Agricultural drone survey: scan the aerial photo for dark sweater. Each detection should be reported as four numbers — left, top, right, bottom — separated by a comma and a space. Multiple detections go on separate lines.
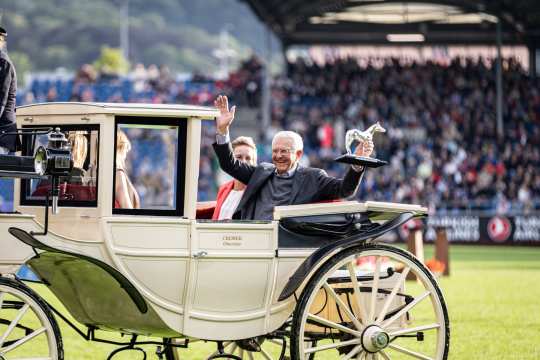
253, 173, 295, 220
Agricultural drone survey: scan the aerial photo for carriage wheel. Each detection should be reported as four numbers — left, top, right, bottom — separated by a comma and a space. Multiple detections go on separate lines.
0, 277, 63, 360
291, 244, 449, 360
207, 336, 288, 360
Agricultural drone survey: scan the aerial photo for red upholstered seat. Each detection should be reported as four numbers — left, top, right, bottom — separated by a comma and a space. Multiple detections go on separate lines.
32, 183, 96, 202
196, 201, 217, 219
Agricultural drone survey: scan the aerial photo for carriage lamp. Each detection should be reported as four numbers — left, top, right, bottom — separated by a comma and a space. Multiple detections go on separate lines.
33, 145, 72, 177
33, 128, 73, 177
33, 128, 74, 214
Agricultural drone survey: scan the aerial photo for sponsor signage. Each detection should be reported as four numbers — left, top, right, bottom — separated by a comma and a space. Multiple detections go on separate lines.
421, 215, 540, 245
486, 216, 512, 243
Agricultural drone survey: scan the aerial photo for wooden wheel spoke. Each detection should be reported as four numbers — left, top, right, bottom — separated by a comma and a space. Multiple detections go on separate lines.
0, 291, 5, 310
389, 323, 441, 337
369, 256, 382, 323
1, 326, 46, 354
388, 343, 433, 360
323, 282, 363, 330
340, 344, 363, 360
347, 262, 368, 325
0, 303, 30, 347
248, 350, 255, 360
375, 267, 410, 325
307, 313, 362, 337
304, 338, 360, 354
381, 291, 431, 329
380, 350, 391, 360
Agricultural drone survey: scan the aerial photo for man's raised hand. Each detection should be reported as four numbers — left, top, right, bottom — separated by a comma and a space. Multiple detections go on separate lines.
214, 95, 236, 135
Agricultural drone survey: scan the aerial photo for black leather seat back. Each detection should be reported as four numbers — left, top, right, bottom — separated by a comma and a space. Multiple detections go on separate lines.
279, 212, 375, 248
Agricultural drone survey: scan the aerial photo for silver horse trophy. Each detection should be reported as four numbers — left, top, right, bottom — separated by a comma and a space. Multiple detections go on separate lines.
336, 122, 388, 168
345, 122, 386, 155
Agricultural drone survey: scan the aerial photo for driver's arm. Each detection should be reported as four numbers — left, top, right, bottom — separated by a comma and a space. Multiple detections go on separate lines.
0, 58, 13, 118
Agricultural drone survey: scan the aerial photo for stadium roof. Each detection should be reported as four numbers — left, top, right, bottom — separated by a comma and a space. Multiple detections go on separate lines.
241, 0, 540, 46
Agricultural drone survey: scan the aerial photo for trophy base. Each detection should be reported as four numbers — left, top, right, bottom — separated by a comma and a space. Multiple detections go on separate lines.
335, 154, 388, 168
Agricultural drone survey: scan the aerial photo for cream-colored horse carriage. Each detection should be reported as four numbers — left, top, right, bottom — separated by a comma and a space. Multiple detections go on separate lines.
0, 103, 449, 360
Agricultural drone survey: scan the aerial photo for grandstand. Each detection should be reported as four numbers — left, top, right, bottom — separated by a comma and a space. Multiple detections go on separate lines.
11, 65, 540, 213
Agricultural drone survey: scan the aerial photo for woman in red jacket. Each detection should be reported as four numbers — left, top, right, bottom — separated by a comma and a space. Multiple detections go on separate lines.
212, 136, 257, 219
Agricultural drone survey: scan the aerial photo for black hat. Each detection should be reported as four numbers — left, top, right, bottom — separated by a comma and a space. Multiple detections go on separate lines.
0, 26, 6, 37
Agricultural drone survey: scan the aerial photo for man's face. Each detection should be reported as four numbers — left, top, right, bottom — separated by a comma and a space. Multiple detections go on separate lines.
0, 36, 5, 50
233, 144, 256, 166
272, 136, 302, 174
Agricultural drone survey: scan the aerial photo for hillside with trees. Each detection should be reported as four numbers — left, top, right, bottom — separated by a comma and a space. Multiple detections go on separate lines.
0, 0, 278, 79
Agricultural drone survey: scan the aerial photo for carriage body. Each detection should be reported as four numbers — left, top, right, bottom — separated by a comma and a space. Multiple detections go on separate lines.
0, 102, 301, 340
0, 102, 448, 360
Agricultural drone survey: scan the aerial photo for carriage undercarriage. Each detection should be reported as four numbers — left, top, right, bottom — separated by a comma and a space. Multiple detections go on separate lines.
0, 240, 448, 360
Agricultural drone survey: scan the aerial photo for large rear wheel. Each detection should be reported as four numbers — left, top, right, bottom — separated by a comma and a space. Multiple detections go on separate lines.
291, 244, 449, 360
0, 277, 63, 360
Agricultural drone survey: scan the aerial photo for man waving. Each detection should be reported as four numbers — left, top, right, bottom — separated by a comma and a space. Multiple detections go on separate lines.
213, 95, 373, 220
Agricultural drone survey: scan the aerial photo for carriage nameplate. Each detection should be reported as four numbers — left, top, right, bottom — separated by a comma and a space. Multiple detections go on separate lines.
222, 235, 242, 246
199, 230, 271, 249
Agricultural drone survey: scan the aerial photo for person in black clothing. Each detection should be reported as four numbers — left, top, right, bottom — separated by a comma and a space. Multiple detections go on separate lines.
0, 26, 18, 154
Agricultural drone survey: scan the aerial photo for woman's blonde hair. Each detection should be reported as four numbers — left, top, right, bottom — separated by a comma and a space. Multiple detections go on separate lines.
116, 130, 132, 169
68, 132, 88, 169
232, 136, 257, 163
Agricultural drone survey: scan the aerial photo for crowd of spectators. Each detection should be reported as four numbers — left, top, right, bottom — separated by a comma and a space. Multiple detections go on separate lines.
269, 56, 540, 213
9, 54, 540, 214
20, 55, 264, 107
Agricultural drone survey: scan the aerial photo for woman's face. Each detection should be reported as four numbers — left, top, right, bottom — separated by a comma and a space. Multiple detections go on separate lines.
233, 144, 256, 166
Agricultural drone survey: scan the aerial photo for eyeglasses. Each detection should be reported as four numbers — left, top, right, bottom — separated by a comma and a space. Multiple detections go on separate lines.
272, 148, 294, 156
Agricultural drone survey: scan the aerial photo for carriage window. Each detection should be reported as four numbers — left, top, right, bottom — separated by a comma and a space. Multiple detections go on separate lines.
113, 117, 186, 216
21, 125, 100, 207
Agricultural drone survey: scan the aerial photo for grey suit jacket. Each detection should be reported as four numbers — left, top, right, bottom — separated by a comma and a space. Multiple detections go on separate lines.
213, 142, 364, 220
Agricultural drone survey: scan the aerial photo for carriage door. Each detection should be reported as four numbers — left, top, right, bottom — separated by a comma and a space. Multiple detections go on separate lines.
105, 117, 192, 321
183, 221, 277, 339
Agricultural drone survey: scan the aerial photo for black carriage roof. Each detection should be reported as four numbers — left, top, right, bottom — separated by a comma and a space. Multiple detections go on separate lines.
242, 0, 540, 46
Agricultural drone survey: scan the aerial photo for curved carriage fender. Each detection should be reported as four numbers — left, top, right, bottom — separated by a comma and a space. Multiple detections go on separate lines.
277, 212, 417, 301
8, 227, 148, 314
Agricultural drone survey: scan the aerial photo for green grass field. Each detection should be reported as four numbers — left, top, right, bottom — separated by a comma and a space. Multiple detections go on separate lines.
6, 245, 540, 359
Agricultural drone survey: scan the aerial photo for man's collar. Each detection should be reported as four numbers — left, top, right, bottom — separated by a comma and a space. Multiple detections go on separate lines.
275, 163, 299, 178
